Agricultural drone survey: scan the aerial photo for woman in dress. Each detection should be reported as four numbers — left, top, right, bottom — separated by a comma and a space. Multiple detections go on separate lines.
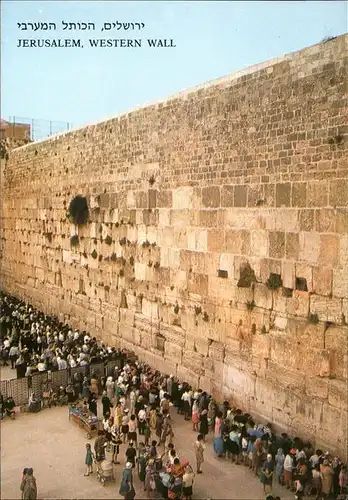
119, 462, 136, 500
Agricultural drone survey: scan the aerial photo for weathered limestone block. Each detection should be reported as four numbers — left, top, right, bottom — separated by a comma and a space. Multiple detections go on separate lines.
253, 283, 272, 310
141, 298, 158, 320
299, 231, 321, 264
170, 209, 193, 228
206, 229, 225, 254
329, 180, 348, 207
295, 263, 313, 292
225, 229, 250, 255
187, 273, 208, 296
286, 290, 309, 318
281, 261, 295, 289
319, 234, 340, 268
305, 376, 329, 400
158, 209, 170, 227
339, 235, 348, 266
164, 341, 183, 364
182, 350, 204, 375
310, 295, 342, 323
194, 338, 210, 357
312, 266, 333, 296
328, 379, 347, 410
169, 269, 187, 290
172, 187, 194, 210
332, 267, 348, 298
168, 248, 180, 269
195, 229, 208, 252
173, 227, 187, 249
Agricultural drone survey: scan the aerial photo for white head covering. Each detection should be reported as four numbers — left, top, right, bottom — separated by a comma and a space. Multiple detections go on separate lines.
125, 462, 133, 469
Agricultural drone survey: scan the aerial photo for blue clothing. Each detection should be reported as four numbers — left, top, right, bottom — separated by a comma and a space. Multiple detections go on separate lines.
213, 436, 225, 456
85, 448, 93, 466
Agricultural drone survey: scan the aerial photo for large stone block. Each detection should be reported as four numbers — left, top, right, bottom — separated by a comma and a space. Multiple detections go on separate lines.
269, 231, 285, 259
172, 187, 194, 210
207, 229, 225, 253
329, 180, 348, 207
319, 234, 339, 268
225, 229, 250, 255
202, 186, 220, 208
310, 295, 342, 323
275, 183, 291, 207
312, 266, 333, 296
333, 267, 348, 298
250, 230, 269, 257
299, 232, 321, 264
307, 182, 328, 207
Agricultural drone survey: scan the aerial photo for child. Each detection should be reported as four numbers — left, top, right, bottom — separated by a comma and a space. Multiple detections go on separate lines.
84, 443, 93, 476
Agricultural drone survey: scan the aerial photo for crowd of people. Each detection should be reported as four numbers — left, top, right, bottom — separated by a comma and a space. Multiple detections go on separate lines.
1, 291, 348, 500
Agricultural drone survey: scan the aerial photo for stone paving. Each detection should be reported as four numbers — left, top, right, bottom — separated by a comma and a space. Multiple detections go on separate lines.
0, 392, 295, 500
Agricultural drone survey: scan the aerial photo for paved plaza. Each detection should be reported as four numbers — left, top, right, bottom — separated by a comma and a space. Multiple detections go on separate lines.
1, 390, 294, 500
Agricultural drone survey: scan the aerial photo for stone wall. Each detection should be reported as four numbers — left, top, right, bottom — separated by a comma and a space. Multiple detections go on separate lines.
1, 35, 347, 458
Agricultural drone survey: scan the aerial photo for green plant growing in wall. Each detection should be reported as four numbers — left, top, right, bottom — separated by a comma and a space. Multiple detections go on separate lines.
173, 303, 179, 314
148, 261, 153, 267
154, 261, 160, 269
70, 234, 79, 247
261, 325, 267, 334
142, 240, 150, 248
129, 256, 135, 266
105, 235, 112, 245
111, 253, 117, 262
246, 300, 256, 311
68, 195, 89, 225
267, 273, 282, 290
149, 174, 155, 186
203, 312, 209, 322
98, 255, 103, 262
251, 324, 257, 335
308, 312, 319, 324
82, 251, 88, 258
91, 249, 98, 259
119, 268, 125, 277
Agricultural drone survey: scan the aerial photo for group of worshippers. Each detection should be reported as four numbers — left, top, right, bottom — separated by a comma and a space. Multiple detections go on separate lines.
211, 411, 348, 499
0, 293, 127, 379
86, 360, 348, 500
2, 291, 348, 499
85, 364, 201, 500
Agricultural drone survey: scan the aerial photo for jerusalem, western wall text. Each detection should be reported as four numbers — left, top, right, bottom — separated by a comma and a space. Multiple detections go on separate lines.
17, 38, 83, 48
16, 38, 177, 48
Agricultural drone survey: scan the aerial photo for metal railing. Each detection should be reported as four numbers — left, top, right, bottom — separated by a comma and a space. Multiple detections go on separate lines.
1, 116, 73, 142
0, 359, 122, 407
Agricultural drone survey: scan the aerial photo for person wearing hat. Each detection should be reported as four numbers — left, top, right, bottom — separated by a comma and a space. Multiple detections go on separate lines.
119, 462, 136, 500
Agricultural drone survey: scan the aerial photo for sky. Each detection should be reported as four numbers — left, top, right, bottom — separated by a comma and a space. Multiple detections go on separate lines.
1, 1, 347, 130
